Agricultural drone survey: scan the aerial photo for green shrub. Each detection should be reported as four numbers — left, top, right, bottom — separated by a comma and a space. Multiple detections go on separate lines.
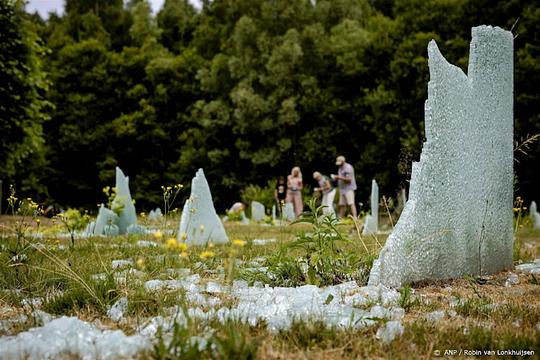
242, 199, 373, 287
240, 181, 276, 215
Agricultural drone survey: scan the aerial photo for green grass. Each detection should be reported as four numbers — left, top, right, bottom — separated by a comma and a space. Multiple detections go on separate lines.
0, 216, 539, 359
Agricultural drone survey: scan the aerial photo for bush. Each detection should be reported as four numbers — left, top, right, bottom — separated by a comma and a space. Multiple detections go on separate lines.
240, 181, 276, 215
240, 199, 373, 287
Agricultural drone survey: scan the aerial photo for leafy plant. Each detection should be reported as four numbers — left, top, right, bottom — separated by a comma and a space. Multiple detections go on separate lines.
3, 187, 43, 287
161, 183, 184, 232
225, 209, 245, 222
240, 181, 276, 215
256, 199, 373, 287
54, 208, 90, 248
6, 185, 42, 250
103, 186, 124, 216
513, 196, 526, 261
398, 285, 420, 311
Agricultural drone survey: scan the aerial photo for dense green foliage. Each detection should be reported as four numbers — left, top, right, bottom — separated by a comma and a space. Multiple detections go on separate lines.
0, 0, 51, 196
2, 0, 539, 211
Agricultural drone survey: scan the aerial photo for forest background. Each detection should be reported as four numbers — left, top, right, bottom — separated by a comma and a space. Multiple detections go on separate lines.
1, 0, 539, 212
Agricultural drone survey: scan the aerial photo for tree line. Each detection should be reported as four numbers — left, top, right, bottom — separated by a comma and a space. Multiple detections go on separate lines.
1, 0, 539, 212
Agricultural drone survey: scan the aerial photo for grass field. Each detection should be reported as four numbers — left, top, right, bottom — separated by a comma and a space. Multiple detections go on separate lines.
0, 212, 539, 359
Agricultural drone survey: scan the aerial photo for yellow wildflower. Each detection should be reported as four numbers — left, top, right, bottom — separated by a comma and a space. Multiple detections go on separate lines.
178, 242, 188, 252
232, 239, 246, 247
180, 232, 188, 241
180, 251, 188, 258
153, 230, 163, 240
200, 250, 215, 259
136, 258, 145, 267
166, 238, 178, 249
208, 243, 215, 248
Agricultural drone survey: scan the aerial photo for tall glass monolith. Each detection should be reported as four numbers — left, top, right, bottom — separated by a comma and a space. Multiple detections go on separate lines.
369, 26, 514, 287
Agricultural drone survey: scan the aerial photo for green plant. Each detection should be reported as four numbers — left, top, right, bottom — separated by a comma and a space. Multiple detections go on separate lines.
464, 275, 485, 299
4, 187, 43, 286
280, 320, 341, 350
222, 239, 247, 285
240, 181, 275, 214
398, 285, 418, 311
30, 246, 111, 313
42, 276, 118, 315
453, 297, 494, 318
103, 186, 119, 212
6, 186, 42, 251
260, 199, 372, 287
161, 183, 184, 234
225, 209, 244, 222
513, 196, 527, 261
54, 208, 90, 248
213, 320, 259, 360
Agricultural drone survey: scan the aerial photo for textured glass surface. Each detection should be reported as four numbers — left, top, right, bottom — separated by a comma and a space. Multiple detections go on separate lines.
114, 167, 137, 234
530, 201, 540, 229
363, 179, 379, 235
177, 169, 229, 244
86, 167, 138, 236
103, 223, 119, 236
93, 205, 118, 236
148, 208, 163, 221
283, 203, 295, 222
0, 281, 405, 359
0, 317, 149, 359
126, 224, 146, 235
251, 201, 265, 221
369, 26, 514, 287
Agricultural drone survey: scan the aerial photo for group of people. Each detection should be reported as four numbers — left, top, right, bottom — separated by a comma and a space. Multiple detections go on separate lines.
275, 155, 357, 219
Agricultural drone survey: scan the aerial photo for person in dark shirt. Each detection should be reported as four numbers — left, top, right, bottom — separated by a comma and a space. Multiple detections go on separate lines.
274, 176, 287, 216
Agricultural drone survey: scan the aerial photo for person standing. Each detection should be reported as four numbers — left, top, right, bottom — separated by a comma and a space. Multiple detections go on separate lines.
333, 155, 357, 218
287, 166, 303, 218
313, 171, 336, 216
274, 176, 287, 216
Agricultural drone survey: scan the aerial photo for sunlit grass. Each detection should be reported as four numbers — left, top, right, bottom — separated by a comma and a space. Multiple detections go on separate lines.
0, 216, 538, 359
